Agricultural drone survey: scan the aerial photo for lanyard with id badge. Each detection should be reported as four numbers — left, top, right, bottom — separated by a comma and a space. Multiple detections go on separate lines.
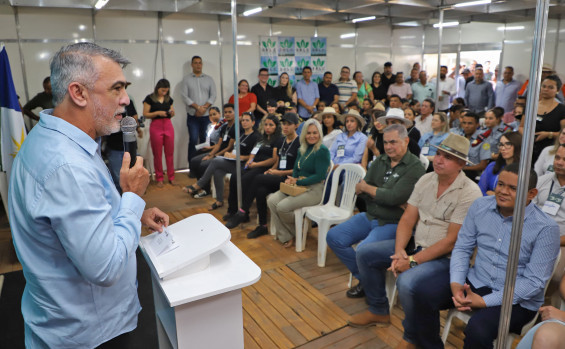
421, 142, 430, 156
279, 137, 297, 169
337, 145, 345, 157
542, 180, 564, 216
251, 142, 261, 155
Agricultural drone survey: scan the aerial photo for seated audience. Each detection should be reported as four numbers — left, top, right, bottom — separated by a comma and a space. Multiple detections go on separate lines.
327, 124, 425, 298
409, 100, 421, 114
389, 94, 403, 109
376, 108, 421, 157
143, 78, 176, 187
329, 109, 368, 170
187, 103, 236, 197
414, 98, 435, 134
535, 126, 565, 177
347, 134, 482, 335
534, 143, 565, 246
267, 119, 331, 248
223, 114, 283, 228
184, 112, 260, 209
460, 111, 490, 179
194, 106, 223, 155
516, 272, 565, 349
361, 98, 374, 127
478, 131, 522, 195
274, 72, 296, 104
403, 108, 421, 143
418, 112, 449, 162
448, 104, 466, 132
228, 114, 300, 237
228, 79, 257, 116
316, 107, 343, 149
447, 163, 559, 349
482, 106, 512, 156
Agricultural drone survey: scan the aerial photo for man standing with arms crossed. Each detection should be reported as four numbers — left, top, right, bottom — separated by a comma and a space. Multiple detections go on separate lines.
182, 55, 217, 162
9, 43, 169, 348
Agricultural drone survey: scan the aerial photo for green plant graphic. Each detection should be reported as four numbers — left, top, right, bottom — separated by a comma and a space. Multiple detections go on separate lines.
280, 39, 293, 48
262, 58, 277, 68
312, 58, 325, 67
297, 58, 310, 68
296, 40, 310, 49
262, 38, 276, 49
313, 77, 322, 84
312, 40, 325, 49
267, 78, 277, 86
279, 58, 293, 68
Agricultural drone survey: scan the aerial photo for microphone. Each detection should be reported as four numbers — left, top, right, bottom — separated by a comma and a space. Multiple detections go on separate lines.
121, 116, 138, 168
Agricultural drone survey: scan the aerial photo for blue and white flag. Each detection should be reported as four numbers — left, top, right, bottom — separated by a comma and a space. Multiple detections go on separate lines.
0, 43, 26, 180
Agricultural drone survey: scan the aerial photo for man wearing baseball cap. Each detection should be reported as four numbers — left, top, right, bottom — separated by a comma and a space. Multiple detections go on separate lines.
348, 134, 482, 349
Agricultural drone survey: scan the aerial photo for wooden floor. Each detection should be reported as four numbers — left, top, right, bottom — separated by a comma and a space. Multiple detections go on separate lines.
0, 173, 512, 348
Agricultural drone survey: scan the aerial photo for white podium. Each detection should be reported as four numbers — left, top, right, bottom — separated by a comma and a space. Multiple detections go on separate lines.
140, 214, 261, 349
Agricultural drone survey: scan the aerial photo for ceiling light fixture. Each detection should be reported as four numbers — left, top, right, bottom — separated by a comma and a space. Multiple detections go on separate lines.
184, 28, 194, 34
340, 33, 356, 39
497, 26, 525, 31
453, 0, 491, 8
433, 21, 459, 28
352, 16, 376, 23
94, 0, 109, 10
243, 7, 263, 16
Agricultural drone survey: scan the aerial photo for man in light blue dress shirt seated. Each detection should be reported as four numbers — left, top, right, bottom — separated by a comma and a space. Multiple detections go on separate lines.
415, 163, 559, 349
9, 43, 169, 348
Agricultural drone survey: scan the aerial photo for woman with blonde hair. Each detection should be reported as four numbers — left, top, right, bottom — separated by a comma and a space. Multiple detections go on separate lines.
535, 126, 565, 176
418, 112, 449, 162
267, 118, 331, 248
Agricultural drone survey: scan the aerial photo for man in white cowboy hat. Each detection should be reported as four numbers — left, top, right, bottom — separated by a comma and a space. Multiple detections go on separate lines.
327, 123, 425, 299
377, 108, 421, 157
347, 134, 482, 347
315, 106, 344, 149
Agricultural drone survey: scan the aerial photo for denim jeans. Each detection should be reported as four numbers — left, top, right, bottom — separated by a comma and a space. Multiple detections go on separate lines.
187, 113, 210, 162
326, 213, 397, 279
356, 241, 452, 348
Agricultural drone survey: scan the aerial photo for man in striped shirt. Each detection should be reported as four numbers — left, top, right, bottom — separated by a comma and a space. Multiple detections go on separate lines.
335, 66, 358, 108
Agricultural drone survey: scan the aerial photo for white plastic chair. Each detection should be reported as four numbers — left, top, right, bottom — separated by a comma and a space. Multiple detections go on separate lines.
441, 250, 562, 347
299, 164, 366, 266
419, 153, 429, 170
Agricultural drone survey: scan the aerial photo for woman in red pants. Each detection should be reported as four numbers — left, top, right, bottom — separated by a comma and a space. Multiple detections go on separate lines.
143, 79, 176, 187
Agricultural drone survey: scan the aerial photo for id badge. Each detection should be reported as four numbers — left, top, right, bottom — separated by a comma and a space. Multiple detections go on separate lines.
279, 155, 287, 169
543, 193, 564, 216
231, 149, 237, 155
223, 134, 228, 141
337, 145, 345, 157
251, 146, 260, 155
421, 142, 430, 155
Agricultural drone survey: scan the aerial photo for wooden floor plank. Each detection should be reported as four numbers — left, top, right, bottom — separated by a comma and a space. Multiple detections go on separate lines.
242, 308, 280, 349
250, 278, 320, 341
242, 291, 296, 349
243, 285, 308, 347
296, 326, 384, 349
244, 329, 261, 349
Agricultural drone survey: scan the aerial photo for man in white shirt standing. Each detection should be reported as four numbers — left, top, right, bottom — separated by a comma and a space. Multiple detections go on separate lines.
433, 66, 456, 112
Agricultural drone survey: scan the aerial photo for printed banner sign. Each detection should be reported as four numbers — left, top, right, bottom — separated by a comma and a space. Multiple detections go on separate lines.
260, 36, 328, 87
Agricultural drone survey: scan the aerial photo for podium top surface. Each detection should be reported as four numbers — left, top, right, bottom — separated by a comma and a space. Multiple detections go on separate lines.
140, 213, 231, 279
154, 241, 261, 306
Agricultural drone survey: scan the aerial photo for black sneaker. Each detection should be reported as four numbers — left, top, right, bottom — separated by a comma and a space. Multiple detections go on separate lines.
225, 211, 248, 229
193, 190, 209, 199
222, 212, 236, 221
346, 283, 365, 298
247, 225, 268, 239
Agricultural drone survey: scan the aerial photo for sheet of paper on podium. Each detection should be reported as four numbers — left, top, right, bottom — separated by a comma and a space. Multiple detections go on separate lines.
140, 213, 231, 280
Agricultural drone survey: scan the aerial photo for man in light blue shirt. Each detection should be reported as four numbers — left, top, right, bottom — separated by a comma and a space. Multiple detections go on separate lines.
9, 43, 169, 348
495, 66, 521, 113
296, 66, 320, 120
449, 164, 559, 348
411, 70, 435, 104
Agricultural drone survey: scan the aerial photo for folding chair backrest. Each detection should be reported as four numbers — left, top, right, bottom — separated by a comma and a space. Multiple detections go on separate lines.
334, 164, 366, 211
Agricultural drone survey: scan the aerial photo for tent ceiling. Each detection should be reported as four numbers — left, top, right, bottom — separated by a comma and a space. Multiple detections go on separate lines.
5, 0, 565, 25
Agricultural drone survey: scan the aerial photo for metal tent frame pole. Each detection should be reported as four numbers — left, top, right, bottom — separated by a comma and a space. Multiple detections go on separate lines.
231, 0, 242, 209
434, 9, 444, 110
495, 0, 550, 347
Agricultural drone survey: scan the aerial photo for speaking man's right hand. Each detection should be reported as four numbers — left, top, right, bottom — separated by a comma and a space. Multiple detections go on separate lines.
120, 152, 150, 197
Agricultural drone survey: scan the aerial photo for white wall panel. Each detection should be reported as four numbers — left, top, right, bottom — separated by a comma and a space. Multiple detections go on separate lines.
95, 10, 157, 41
0, 6, 17, 39
271, 20, 314, 37
18, 7, 93, 40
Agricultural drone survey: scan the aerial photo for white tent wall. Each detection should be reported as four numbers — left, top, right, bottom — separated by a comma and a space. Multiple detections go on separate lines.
1, 5, 563, 171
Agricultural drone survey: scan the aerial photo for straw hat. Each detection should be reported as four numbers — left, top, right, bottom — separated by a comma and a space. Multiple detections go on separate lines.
342, 109, 366, 129
431, 133, 475, 165
377, 108, 413, 128
542, 63, 555, 73
372, 102, 386, 113
315, 107, 344, 123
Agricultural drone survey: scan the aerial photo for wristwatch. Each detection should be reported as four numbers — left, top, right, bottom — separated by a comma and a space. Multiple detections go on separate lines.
409, 255, 418, 268
549, 132, 554, 139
